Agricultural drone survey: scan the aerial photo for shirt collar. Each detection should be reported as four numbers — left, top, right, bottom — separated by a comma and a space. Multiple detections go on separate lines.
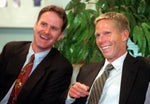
27, 44, 51, 61
104, 52, 127, 71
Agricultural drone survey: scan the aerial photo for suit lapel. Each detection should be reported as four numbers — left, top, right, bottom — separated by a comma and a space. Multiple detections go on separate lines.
75, 61, 104, 104
89, 62, 104, 88
17, 48, 57, 102
14, 46, 29, 74
119, 53, 139, 104
7, 43, 30, 86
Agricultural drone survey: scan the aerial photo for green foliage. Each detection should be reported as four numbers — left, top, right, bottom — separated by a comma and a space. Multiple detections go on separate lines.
55, 0, 150, 64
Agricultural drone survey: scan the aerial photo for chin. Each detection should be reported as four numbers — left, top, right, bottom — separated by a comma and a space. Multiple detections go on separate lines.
103, 54, 111, 59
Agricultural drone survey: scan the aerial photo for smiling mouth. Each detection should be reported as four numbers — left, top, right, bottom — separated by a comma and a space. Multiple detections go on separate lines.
40, 35, 49, 40
102, 46, 111, 49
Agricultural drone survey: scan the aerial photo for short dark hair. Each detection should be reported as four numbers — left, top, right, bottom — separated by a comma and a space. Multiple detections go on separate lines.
37, 5, 67, 32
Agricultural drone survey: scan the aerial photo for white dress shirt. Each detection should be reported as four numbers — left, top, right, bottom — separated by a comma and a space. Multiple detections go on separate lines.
66, 52, 127, 104
0, 44, 50, 104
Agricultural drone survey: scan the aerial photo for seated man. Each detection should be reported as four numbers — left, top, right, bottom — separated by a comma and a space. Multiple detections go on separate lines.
66, 12, 150, 104
0, 5, 73, 104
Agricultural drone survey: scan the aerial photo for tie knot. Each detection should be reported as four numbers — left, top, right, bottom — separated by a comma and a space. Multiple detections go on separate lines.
30, 54, 35, 62
31, 54, 35, 58
105, 64, 114, 72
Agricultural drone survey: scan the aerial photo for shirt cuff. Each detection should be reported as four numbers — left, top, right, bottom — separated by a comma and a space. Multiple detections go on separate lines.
65, 93, 75, 104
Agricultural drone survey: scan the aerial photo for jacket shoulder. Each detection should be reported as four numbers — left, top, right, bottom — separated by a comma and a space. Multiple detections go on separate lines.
50, 48, 72, 65
4, 41, 31, 49
136, 56, 150, 65
1, 41, 31, 58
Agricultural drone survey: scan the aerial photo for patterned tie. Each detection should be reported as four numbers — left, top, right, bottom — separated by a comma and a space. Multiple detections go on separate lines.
7, 54, 35, 104
88, 64, 114, 104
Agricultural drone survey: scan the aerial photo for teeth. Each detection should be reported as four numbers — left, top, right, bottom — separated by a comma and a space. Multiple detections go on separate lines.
41, 35, 49, 40
102, 46, 111, 49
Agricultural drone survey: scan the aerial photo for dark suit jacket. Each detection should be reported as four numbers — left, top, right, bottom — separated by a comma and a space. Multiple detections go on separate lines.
72, 53, 150, 104
0, 41, 73, 104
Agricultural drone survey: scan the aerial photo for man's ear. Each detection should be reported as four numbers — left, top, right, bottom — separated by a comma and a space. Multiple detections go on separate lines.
57, 32, 63, 41
122, 30, 129, 41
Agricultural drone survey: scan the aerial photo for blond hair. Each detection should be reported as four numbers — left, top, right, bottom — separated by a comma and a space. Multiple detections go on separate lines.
95, 12, 130, 32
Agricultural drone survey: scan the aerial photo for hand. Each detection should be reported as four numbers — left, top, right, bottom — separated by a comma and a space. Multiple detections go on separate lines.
69, 82, 89, 98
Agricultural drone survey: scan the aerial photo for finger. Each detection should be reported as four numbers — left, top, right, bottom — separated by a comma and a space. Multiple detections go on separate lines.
77, 83, 90, 91
69, 82, 89, 98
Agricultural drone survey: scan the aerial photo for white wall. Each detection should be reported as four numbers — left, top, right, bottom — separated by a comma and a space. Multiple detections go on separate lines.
0, 0, 70, 28
0, 28, 34, 51
0, 0, 70, 52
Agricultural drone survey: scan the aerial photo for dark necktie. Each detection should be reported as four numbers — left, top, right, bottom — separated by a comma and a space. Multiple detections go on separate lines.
7, 54, 35, 104
88, 64, 114, 104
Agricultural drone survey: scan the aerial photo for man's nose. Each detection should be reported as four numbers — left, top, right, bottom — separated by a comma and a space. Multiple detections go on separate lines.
44, 27, 51, 34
